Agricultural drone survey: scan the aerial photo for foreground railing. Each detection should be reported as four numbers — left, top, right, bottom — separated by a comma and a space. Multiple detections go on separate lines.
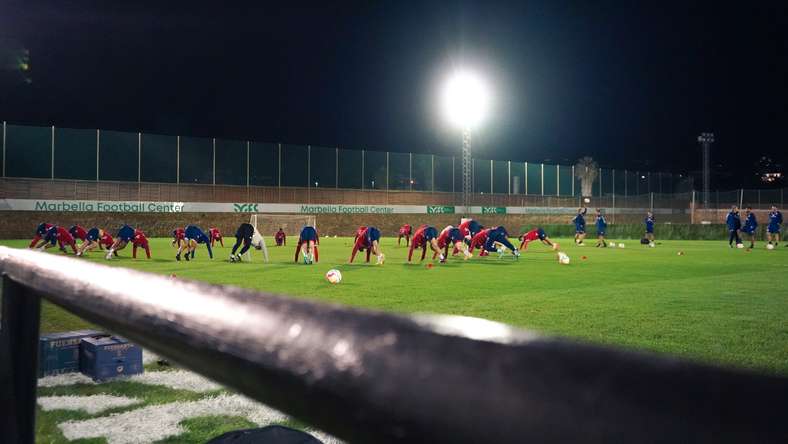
1, 246, 787, 444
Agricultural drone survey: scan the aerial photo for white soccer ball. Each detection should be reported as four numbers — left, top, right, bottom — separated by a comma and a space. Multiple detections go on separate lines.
325, 269, 342, 284
557, 252, 570, 265
649, 243, 655, 248
767, 244, 774, 250
736, 243, 744, 249
609, 242, 616, 248
619, 243, 625, 248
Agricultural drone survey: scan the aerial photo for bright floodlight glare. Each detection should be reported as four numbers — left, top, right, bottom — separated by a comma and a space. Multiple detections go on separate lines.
441, 70, 490, 129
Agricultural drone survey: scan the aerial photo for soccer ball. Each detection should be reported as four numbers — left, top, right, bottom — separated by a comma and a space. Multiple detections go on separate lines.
325, 269, 342, 284
609, 242, 616, 248
736, 243, 744, 249
619, 243, 625, 248
649, 242, 655, 248
557, 252, 570, 265
767, 244, 774, 250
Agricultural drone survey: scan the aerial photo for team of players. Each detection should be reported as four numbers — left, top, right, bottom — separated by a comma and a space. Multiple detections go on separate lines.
28, 207, 786, 263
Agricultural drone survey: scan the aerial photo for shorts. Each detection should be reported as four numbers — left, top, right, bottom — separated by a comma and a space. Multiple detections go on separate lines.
366, 227, 381, 243
45, 234, 58, 245
118, 226, 135, 242
448, 228, 463, 243
575, 228, 585, 234
768, 225, 780, 234
741, 228, 755, 235
423, 227, 438, 241
646, 227, 654, 234
300, 226, 317, 242
86, 228, 100, 242
236, 223, 254, 239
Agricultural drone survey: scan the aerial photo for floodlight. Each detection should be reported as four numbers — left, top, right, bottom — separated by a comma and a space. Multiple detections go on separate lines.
441, 70, 490, 129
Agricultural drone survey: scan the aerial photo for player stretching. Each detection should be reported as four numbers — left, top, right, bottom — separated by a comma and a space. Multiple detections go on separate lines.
274, 227, 286, 246
459, 218, 484, 242
741, 207, 758, 249
350, 226, 385, 264
408, 225, 442, 263
29, 223, 53, 248
229, 223, 265, 262
76, 228, 113, 256
132, 229, 151, 259
178, 225, 213, 261
519, 227, 557, 251
172, 227, 186, 248
726, 206, 742, 247
397, 224, 412, 246
295, 225, 319, 264
468, 228, 492, 256
39, 225, 77, 254
105, 224, 136, 259
767, 206, 782, 247
68, 225, 88, 245
573, 208, 587, 245
644, 212, 656, 246
434, 225, 471, 261
595, 209, 607, 247
209, 227, 224, 247
483, 226, 520, 259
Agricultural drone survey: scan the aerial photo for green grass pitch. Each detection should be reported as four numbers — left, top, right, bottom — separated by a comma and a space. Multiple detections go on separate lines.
4, 236, 787, 374
2, 236, 787, 443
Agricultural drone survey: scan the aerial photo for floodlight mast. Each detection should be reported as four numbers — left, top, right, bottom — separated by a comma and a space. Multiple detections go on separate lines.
697, 132, 715, 208
462, 128, 472, 211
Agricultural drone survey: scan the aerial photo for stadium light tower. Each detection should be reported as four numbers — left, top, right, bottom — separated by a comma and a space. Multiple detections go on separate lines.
697, 132, 715, 208
441, 70, 490, 211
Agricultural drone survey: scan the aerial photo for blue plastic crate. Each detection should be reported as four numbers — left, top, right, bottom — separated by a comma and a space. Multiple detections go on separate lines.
79, 335, 143, 381
38, 329, 103, 377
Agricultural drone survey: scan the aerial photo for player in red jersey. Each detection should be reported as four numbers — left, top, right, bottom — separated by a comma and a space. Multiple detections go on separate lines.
408, 225, 442, 263
519, 227, 558, 251
38, 225, 77, 254
172, 228, 186, 247
468, 228, 492, 256
458, 218, 484, 241
209, 227, 224, 247
349, 226, 385, 264
132, 229, 151, 259
29, 223, 53, 248
397, 224, 412, 246
434, 225, 471, 260
68, 225, 88, 244
274, 227, 286, 246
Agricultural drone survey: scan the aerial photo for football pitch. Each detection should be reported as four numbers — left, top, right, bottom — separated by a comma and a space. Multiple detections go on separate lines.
2, 237, 787, 443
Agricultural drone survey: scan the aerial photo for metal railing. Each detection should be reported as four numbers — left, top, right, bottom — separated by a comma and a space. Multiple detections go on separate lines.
1, 246, 787, 443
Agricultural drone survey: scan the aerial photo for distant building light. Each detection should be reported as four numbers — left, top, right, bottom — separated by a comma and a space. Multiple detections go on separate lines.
761, 172, 783, 183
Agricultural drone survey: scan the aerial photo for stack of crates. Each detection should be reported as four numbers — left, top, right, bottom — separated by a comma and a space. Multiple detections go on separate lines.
38, 330, 144, 381
38, 330, 102, 377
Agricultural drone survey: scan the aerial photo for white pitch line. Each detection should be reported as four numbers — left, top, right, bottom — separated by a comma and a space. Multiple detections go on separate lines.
39, 394, 141, 414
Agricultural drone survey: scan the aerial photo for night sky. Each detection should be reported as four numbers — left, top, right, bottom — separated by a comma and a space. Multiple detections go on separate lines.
1, 1, 787, 187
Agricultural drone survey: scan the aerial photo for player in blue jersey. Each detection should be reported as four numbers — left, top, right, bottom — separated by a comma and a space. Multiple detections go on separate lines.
726, 206, 742, 247
741, 207, 758, 249
483, 226, 520, 259
766, 206, 783, 247
105, 224, 136, 259
573, 207, 587, 245
644, 211, 656, 246
295, 225, 319, 264
594, 209, 608, 247
177, 225, 213, 261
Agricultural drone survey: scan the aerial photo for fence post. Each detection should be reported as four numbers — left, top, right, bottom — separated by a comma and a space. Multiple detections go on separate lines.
489, 159, 493, 194
176, 136, 180, 184
137, 132, 141, 183
691, 190, 695, 224
624, 169, 627, 197
525, 162, 528, 195
650, 192, 654, 212
212, 138, 216, 185
740, 188, 744, 208
386, 152, 389, 191
599, 167, 603, 197
431, 155, 435, 193
335, 147, 339, 189
2, 120, 5, 177
409, 153, 413, 191
556, 164, 560, 196
540, 163, 544, 196
0, 275, 42, 444
277, 143, 282, 188
307, 145, 311, 188
246, 142, 250, 188
507, 161, 511, 195
95, 129, 100, 181
361, 149, 365, 190
51, 126, 55, 179
451, 156, 454, 195
571, 165, 575, 196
